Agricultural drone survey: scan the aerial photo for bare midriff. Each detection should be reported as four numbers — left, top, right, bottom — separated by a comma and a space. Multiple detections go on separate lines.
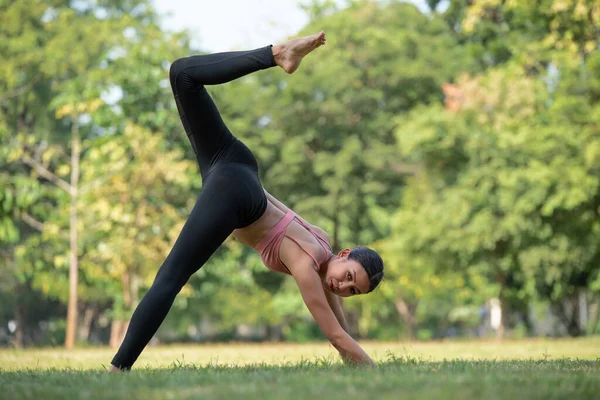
233, 201, 286, 248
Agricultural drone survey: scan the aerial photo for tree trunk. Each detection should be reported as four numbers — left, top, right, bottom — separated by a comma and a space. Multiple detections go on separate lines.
395, 299, 418, 340
588, 295, 599, 335
78, 305, 95, 342
65, 118, 80, 349
496, 276, 508, 340
109, 320, 129, 348
497, 298, 508, 340
13, 285, 26, 348
550, 292, 585, 337
520, 303, 534, 336
109, 271, 139, 348
579, 290, 588, 333
265, 325, 282, 341
345, 309, 360, 338
122, 272, 131, 310
564, 292, 584, 337
332, 201, 340, 251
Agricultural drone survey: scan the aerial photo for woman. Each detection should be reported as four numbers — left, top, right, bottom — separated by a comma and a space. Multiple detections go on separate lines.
109, 31, 384, 371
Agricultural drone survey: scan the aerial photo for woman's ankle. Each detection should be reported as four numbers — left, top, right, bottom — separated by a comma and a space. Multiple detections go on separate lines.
272, 44, 285, 68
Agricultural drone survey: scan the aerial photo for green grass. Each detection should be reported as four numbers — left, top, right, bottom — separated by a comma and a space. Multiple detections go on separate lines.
2, 338, 599, 400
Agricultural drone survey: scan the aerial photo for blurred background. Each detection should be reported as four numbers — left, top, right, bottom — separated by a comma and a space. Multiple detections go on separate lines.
1, 0, 599, 350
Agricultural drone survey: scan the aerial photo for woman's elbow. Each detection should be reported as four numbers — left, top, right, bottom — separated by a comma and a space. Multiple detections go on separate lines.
327, 329, 347, 348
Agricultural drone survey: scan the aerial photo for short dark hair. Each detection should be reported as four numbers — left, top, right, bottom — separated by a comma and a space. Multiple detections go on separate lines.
348, 246, 384, 293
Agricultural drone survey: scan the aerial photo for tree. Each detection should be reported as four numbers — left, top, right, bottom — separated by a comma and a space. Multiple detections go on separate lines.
393, 57, 600, 336
242, 0, 473, 246
1, 0, 194, 347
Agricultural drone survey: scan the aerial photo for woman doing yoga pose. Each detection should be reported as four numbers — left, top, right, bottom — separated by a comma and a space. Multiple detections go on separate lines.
109, 31, 384, 370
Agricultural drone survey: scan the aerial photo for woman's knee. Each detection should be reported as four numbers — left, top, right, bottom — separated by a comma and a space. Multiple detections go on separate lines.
169, 58, 183, 87
169, 58, 192, 90
154, 265, 189, 294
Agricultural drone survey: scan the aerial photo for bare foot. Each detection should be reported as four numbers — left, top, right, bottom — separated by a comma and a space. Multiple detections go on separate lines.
108, 365, 123, 372
272, 31, 326, 74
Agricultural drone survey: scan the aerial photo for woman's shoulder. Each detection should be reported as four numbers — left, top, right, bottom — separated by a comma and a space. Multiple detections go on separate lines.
279, 234, 321, 274
310, 223, 331, 246
292, 212, 331, 246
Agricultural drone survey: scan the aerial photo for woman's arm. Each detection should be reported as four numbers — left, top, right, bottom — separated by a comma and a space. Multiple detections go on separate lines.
263, 190, 288, 213
263, 189, 317, 228
324, 289, 349, 333
287, 255, 374, 366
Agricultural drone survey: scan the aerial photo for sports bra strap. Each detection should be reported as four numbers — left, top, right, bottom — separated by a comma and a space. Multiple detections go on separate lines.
255, 209, 332, 273
283, 234, 320, 269
294, 218, 332, 258
255, 210, 296, 253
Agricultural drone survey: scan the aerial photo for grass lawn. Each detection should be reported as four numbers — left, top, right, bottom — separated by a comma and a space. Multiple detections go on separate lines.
1, 338, 599, 399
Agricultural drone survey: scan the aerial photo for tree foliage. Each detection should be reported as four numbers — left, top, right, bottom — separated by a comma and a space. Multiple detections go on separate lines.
1, 0, 599, 345
386, 0, 600, 336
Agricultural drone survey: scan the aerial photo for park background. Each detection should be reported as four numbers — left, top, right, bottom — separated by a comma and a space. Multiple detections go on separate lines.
1, 0, 599, 353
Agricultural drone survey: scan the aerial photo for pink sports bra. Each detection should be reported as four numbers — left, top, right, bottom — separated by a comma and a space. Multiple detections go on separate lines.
254, 210, 333, 275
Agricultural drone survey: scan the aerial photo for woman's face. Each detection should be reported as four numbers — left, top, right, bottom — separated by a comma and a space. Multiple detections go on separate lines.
323, 249, 370, 297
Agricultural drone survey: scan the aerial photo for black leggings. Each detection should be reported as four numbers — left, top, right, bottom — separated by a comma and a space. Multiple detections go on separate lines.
111, 45, 276, 369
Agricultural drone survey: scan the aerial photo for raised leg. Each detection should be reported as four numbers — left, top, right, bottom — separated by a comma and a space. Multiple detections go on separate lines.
169, 31, 326, 176
169, 46, 276, 176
